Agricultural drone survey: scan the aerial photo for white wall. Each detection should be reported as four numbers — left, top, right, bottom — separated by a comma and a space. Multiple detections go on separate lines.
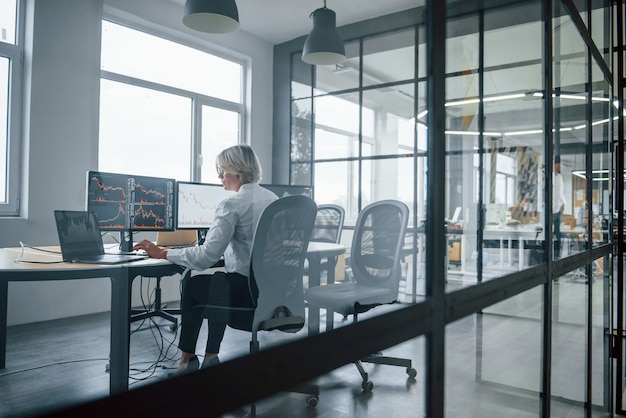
1, 0, 274, 326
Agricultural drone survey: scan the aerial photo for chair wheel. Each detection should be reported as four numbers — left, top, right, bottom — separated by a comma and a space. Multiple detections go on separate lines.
306, 395, 319, 407
406, 367, 417, 378
362, 380, 374, 392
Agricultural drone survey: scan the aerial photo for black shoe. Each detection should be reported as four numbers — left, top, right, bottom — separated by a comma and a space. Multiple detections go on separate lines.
201, 355, 220, 368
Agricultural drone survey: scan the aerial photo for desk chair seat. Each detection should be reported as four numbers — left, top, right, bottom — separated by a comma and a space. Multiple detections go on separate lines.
304, 200, 416, 392
305, 282, 392, 314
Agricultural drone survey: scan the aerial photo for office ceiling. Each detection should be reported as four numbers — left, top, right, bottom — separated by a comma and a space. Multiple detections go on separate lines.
170, 0, 422, 44
168, 1, 609, 171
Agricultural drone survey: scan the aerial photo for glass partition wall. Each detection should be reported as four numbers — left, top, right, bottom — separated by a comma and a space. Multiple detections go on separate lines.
272, 0, 616, 416
54, 0, 618, 417
6, 1, 618, 417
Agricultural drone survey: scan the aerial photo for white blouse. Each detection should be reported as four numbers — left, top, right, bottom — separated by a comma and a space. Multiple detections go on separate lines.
166, 183, 278, 276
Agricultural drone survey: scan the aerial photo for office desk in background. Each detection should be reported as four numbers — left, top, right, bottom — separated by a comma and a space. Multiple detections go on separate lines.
304, 242, 346, 335
0, 247, 183, 394
483, 225, 542, 270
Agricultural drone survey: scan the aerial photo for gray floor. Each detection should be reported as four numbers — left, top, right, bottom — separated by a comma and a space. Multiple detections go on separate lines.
0, 272, 613, 417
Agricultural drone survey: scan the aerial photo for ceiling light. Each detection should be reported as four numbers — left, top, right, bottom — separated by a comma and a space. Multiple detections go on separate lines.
302, 1, 346, 65
559, 94, 587, 101
445, 98, 480, 107
183, 0, 240, 34
482, 93, 526, 102
503, 129, 543, 136
446, 130, 503, 136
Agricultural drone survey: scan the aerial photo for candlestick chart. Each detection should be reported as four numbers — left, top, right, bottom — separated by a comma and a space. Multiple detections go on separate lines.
87, 171, 175, 231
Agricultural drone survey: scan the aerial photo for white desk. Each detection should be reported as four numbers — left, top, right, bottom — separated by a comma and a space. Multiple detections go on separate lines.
0, 247, 183, 394
1, 242, 345, 390
483, 226, 542, 270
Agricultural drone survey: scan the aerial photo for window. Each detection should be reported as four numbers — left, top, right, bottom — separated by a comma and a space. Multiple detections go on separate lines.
290, 29, 418, 224
0, 0, 22, 216
494, 153, 516, 206
99, 20, 244, 182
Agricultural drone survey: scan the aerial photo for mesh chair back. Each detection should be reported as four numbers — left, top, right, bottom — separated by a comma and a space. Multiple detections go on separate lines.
311, 204, 345, 244
250, 195, 317, 333
350, 200, 409, 297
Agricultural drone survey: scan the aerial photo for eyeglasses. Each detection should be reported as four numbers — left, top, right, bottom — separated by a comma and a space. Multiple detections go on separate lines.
216, 166, 226, 177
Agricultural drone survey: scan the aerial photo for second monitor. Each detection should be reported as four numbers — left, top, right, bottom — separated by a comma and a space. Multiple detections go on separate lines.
176, 182, 314, 230
176, 181, 235, 230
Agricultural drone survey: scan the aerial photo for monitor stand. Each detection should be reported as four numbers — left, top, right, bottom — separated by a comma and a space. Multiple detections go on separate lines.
119, 230, 134, 253
197, 229, 208, 245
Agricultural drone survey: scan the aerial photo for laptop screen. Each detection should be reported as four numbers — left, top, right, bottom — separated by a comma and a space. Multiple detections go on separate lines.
54, 210, 105, 261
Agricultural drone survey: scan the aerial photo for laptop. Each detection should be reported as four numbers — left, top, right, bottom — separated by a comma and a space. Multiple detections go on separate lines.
451, 206, 462, 222
54, 210, 147, 264
155, 229, 197, 248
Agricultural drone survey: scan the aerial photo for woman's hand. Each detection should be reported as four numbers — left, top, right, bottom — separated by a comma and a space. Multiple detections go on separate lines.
132, 240, 168, 259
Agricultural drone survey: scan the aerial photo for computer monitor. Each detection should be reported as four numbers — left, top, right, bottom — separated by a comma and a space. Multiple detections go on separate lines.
176, 181, 235, 229
86, 171, 176, 250
261, 184, 313, 198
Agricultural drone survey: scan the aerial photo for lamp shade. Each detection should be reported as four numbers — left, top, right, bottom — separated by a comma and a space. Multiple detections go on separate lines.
183, 0, 240, 34
302, 7, 346, 65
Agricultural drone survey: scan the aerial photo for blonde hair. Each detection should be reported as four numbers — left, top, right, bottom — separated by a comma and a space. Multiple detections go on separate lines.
216, 144, 262, 184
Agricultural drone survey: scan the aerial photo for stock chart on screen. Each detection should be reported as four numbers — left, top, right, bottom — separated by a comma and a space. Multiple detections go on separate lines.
87, 171, 175, 231
176, 181, 234, 229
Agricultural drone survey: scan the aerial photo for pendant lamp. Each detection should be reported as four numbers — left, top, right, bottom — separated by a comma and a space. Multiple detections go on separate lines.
183, 0, 240, 34
302, 1, 346, 65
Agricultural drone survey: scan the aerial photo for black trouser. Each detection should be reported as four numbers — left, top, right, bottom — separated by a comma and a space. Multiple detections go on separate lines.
178, 271, 257, 354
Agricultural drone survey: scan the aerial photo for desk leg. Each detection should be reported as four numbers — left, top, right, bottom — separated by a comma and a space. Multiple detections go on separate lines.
307, 254, 321, 336
0, 280, 7, 369
507, 239, 512, 266
109, 269, 131, 394
460, 234, 466, 275
518, 238, 524, 271
499, 237, 505, 268
325, 257, 336, 332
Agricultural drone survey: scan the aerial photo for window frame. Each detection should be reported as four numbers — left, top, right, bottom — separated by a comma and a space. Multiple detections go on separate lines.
99, 16, 247, 182
0, 0, 24, 216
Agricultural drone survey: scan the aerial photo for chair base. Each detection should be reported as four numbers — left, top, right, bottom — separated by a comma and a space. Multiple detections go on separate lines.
130, 277, 179, 331
290, 382, 320, 407
249, 338, 319, 410
131, 306, 179, 331
248, 381, 319, 416
354, 353, 417, 392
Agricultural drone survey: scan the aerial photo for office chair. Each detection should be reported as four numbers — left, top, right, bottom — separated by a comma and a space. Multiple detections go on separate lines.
569, 231, 601, 283
312, 204, 345, 244
308, 204, 345, 282
198, 195, 319, 408
304, 199, 416, 392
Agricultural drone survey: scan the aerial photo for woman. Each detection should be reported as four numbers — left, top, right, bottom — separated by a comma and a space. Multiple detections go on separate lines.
134, 144, 277, 372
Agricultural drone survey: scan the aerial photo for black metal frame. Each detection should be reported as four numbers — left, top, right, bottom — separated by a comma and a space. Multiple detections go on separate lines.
614, 0, 625, 414
33, 1, 621, 417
